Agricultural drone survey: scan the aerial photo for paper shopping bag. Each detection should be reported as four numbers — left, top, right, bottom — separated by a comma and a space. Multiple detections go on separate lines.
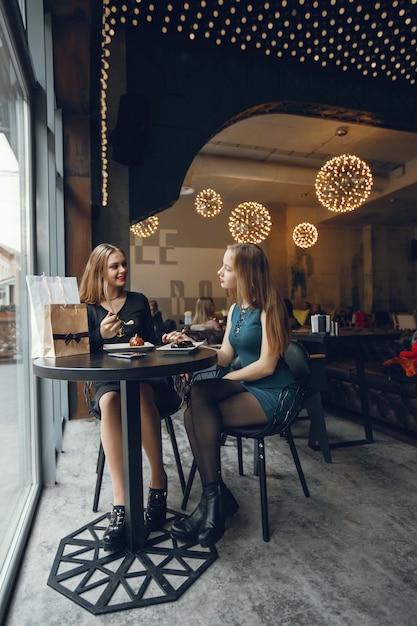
26, 274, 84, 357
43, 304, 90, 357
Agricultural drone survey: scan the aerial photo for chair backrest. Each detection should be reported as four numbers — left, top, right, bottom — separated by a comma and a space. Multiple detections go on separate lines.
222, 341, 311, 437
84, 381, 99, 418
284, 340, 311, 383
258, 342, 311, 435
163, 319, 177, 332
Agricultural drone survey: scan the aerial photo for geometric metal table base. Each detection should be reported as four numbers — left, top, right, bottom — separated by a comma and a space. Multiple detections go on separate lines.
47, 509, 218, 615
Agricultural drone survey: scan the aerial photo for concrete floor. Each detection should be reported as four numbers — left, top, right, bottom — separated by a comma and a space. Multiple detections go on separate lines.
4, 407, 417, 626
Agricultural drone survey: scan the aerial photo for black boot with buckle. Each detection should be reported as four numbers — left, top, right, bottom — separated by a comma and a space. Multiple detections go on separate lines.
102, 505, 126, 552
145, 484, 168, 532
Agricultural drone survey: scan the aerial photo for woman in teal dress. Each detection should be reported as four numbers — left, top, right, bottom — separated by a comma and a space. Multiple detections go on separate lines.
171, 243, 293, 548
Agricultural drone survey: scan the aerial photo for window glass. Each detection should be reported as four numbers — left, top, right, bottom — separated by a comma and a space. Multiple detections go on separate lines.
0, 7, 37, 612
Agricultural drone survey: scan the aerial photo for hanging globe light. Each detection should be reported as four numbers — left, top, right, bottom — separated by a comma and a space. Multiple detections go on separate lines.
228, 201, 272, 244
130, 215, 159, 238
315, 153, 373, 212
293, 222, 319, 248
195, 188, 223, 217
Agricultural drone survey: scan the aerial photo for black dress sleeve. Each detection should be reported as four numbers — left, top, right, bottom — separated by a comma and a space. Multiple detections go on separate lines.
86, 292, 159, 353
86, 304, 106, 352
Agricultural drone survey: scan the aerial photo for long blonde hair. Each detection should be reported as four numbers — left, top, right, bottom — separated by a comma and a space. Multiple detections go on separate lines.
192, 297, 215, 325
227, 243, 290, 356
78, 243, 127, 304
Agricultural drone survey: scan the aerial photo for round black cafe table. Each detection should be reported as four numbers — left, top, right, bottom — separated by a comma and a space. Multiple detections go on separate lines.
33, 346, 218, 615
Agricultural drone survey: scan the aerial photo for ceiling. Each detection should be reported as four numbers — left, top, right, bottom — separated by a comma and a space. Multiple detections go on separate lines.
178, 113, 417, 228
105, 1, 417, 228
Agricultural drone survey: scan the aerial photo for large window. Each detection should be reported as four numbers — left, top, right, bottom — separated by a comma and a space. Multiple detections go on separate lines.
0, 5, 39, 619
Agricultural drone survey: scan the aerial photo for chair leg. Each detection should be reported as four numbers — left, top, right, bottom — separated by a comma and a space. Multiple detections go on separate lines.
181, 460, 197, 510
164, 415, 186, 494
285, 427, 310, 498
252, 439, 259, 476
93, 442, 105, 512
257, 438, 270, 542
237, 436, 244, 475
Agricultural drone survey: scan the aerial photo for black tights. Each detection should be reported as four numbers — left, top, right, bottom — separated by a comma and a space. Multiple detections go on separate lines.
184, 378, 268, 486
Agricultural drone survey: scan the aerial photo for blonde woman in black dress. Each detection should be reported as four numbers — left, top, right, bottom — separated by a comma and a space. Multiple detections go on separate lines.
79, 243, 181, 552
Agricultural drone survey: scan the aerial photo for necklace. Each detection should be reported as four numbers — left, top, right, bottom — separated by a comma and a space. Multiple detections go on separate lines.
234, 305, 250, 336
107, 294, 122, 301
105, 293, 134, 338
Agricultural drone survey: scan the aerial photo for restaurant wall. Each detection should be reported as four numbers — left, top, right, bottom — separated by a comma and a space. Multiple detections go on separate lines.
129, 200, 288, 324
283, 213, 416, 315
128, 196, 417, 325
369, 225, 417, 313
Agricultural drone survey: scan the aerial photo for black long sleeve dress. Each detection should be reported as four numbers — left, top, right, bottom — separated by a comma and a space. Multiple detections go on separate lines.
86, 291, 181, 417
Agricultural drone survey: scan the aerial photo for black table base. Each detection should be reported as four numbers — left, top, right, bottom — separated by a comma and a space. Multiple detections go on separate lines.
47, 510, 217, 615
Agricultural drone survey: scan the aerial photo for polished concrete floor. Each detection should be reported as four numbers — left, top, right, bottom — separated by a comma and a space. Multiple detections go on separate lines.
4, 407, 417, 626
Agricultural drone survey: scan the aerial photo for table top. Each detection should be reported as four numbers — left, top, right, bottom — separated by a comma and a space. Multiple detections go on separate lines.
292, 329, 402, 343
33, 346, 217, 382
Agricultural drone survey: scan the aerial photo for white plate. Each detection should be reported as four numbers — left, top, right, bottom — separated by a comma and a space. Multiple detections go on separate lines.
156, 341, 205, 354
103, 342, 154, 352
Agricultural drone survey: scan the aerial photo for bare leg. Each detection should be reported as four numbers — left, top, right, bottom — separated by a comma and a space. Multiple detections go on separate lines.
99, 391, 124, 505
140, 383, 166, 489
99, 384, 166, 506
185, 379, 268, 485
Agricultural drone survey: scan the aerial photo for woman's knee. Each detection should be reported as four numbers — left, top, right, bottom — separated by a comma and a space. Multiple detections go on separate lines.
190, 380, 214, 404
190, 378, 242, 405
99, 391, 120, 412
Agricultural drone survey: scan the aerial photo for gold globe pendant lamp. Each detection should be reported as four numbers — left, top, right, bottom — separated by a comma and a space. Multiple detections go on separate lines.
229, 201, 272, 244
293, 222, 319, 248
195, 188, 223, 218
130, 215, 159, 238
315, 153, 373, 213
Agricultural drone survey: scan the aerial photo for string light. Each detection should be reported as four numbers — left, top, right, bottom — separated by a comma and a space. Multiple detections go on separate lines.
130, 215, 159, 237
293, 222, 319, 248
229, 202, 272, 244
100, 3, 115, 206
103, 2, 416, 86
315, 154, 373, 213
195, 188, 223, 217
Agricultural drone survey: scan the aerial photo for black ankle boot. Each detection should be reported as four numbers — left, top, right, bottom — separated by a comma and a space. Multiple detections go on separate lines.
103, 505, 126, 552
145, 484, 167, 531
170, 498, 207, 542
197, 484, 225, 548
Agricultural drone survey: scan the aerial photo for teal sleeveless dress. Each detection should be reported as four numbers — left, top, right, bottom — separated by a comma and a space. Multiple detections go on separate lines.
229, 305, 294, 422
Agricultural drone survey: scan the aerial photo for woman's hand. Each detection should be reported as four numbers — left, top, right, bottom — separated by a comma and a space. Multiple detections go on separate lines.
162, 330, 190, 344
100, 311, 122, 339
205, 318, 222, 331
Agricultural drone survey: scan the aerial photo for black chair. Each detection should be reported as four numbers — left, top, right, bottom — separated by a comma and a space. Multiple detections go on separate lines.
83, 381, 186, 512
181, 340, 311, 542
